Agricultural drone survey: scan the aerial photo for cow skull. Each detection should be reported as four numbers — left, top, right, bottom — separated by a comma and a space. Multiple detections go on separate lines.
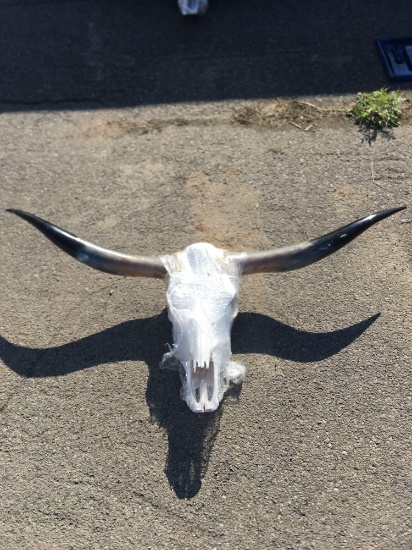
160, 243, 246, 412
7, 206, 405, 412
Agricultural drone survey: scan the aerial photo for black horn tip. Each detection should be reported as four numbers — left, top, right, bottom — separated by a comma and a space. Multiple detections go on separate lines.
7, 208, 30, 218
7, 208, 39, 223
6, 209, 66, 235
366, 205, 406, 224
377, 205, 406, 217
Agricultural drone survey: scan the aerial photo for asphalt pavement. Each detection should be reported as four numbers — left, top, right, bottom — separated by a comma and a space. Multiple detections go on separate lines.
1, 1, 411, 549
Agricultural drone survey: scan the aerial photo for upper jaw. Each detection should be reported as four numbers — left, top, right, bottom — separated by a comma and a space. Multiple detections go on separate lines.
182, 359, 221, 413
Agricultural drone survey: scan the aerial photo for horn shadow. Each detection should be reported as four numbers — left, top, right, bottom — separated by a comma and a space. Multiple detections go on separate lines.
0, 309, 379, 498
232, 312, 380, 361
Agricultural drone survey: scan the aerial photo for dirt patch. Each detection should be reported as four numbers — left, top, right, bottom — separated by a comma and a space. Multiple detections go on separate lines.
66, 94, 412, 144
84, 117, 224, 139
185, 170, 267, 251
333, 183, 370, 216
232, 98, 349, 130
400, 96, 412, 123
64, 115, 226, 147
232, 93, 412, 131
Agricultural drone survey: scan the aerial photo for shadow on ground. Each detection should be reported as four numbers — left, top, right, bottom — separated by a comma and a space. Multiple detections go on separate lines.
1, 0, 412, 111
0, 309, 379, 498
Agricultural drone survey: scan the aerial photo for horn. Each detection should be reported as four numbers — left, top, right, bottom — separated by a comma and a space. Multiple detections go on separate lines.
241, 207, 406, 275
7, 209, 167, 279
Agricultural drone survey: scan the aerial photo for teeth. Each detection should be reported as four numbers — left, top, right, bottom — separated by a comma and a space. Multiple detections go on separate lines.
189, 353, 214, 371
184, 357, 219, 412
192, 359, 210, 370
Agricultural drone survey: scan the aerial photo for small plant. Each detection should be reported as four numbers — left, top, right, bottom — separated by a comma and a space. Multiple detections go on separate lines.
347, 89, 406, 128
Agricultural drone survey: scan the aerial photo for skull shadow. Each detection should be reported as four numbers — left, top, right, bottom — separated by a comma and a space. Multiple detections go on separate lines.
0, 309, 379, 499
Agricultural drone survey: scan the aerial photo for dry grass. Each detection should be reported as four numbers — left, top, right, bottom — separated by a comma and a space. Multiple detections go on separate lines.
232, 99, 344, 129
233, 94, 412, 130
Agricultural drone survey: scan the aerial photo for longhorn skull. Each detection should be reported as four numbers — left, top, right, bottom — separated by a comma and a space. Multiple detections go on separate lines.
7, 206, 405, 412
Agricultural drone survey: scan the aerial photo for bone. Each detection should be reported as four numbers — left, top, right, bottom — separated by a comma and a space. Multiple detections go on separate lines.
161, 243, 244, 413
7, 209, 167, 279
241, 207, 406, 275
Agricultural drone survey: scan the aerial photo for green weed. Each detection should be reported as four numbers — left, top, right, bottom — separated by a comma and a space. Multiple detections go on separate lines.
347, 89, 406, 128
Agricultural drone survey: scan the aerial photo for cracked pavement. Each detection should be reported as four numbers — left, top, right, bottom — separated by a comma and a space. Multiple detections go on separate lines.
1, 1, 412, 549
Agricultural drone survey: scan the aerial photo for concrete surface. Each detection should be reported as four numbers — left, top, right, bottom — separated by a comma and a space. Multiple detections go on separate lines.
1, 1, 412, 549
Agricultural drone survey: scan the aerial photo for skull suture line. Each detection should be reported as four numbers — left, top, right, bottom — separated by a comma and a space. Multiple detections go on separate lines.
7, 206, 405, 412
